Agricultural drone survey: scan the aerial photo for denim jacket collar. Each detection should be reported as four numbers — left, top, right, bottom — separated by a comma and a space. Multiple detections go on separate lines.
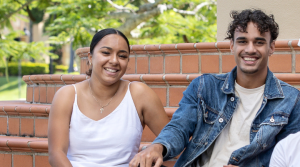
221, 66, 284, 99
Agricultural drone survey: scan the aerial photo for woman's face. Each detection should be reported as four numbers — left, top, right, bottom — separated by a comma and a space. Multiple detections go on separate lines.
88, 34, 129, 85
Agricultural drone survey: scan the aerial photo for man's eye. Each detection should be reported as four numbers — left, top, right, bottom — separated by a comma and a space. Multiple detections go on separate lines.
102, 52, 110, 54
237, 41, 246, 44
256, 41, 265, 45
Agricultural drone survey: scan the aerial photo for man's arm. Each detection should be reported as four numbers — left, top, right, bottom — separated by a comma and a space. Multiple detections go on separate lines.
276, 92, 300, 141
129, 76, 202, 167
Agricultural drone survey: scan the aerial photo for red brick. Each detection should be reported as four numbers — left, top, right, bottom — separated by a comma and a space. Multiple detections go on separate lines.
163, 161, 176, 167
35, 155, 51, 167
46, 87, 55, 103
13, 155, 32, 167
20, 118, 34, 137
165, 56, 180, 73
39, 86, 47, 103
8, 118, 19, 136
0, 154, 11, 167
169, 87, 186, 107
141, 125, 156, 142
151, 88, 167, 106
269, 54, 292, 73
26, 87, 33, 103
295, 54, 300, 73
136, 57, 149, 74
150, 56, 163, 74
0, 117, 7, 135
80, 59, 89, 74
201, 55, 219, 73
182, 55, 199, 73
222, 55, 236, 73
35, 119, 48, 137
126, 57, 136, 74
34, 87, 39, 103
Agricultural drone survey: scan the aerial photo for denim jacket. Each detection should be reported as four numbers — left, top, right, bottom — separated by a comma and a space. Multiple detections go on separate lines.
153, 67, 300, 167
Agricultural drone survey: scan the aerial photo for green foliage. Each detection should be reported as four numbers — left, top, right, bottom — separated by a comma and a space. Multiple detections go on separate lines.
0, 76, 27, 100
46, 0, 111, 48
0, 62, 49, 76
45, 0, 217, 47
0, 0, 58, 77
55, 64, 68, 73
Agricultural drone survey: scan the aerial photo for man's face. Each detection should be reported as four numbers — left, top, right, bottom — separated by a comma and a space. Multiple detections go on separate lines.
230, 22, 275, 76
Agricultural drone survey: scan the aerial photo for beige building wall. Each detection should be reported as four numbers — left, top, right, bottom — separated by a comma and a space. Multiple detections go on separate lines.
217, 0, 300, 41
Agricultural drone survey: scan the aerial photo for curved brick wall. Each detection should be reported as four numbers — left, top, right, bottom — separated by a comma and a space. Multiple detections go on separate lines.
0, 40, 299, 167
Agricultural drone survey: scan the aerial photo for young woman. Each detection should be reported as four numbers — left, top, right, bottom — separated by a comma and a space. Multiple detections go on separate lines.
48, 28, 169, 167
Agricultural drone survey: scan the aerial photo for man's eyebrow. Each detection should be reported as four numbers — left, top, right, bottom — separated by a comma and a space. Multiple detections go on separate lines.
255, 37, 267, 41
235, 37, 247, 40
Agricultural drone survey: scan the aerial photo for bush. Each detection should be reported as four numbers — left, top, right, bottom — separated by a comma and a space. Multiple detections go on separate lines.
55, 64, 68, 73
0, 62, 49, 76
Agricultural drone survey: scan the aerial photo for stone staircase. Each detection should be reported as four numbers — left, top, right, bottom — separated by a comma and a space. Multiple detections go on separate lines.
0, 40, 299, 167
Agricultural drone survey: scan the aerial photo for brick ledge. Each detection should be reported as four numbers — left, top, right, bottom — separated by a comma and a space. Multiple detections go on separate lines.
22, 73, 300, 86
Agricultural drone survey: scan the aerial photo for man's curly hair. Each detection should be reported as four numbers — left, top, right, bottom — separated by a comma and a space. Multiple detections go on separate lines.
225, 9, 279, 42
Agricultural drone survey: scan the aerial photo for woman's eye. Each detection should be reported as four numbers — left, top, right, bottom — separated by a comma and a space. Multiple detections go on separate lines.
102, 52, 110, 55
119, 55, 128, 59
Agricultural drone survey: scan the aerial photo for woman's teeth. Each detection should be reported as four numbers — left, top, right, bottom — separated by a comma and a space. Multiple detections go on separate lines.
105, 68, 117, 72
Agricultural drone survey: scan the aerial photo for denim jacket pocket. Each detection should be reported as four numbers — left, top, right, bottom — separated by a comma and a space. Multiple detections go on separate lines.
257, 112, 289, 149
201, 100, 219, 124
259, 112, 288, 126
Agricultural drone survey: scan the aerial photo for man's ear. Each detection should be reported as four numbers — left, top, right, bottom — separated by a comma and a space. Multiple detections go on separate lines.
230, 40, 234, 53
269, 41, 275, 56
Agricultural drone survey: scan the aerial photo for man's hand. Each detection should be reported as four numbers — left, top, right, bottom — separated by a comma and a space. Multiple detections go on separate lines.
129, 144, 164, 167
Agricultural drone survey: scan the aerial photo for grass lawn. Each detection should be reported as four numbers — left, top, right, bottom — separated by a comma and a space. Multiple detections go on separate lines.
0, 76, 27, 100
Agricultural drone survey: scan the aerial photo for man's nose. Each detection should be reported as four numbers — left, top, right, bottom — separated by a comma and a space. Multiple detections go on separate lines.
245, 42, 256, 54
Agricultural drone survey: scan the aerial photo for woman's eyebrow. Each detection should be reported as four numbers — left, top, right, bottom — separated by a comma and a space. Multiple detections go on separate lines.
100, 46, 113, 50
119, 50, 128, 54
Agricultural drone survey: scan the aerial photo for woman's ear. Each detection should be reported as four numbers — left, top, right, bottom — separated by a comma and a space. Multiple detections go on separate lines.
88, 52, 92, 65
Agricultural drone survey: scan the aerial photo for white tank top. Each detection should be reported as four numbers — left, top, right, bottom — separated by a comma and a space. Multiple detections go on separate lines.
67, 83, 143, 167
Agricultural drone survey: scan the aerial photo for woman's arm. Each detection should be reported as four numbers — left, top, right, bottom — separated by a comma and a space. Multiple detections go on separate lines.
130, 82, 169, 136
48, 85, 75, 167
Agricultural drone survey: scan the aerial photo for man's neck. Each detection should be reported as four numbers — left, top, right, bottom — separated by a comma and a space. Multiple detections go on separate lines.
236, 69, 267, 89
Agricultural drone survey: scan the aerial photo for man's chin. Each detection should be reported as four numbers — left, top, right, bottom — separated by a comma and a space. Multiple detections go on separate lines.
239, 67, 259, 74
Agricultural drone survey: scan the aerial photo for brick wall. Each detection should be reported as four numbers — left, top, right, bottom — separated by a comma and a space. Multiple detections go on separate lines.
0, 40, 299, 167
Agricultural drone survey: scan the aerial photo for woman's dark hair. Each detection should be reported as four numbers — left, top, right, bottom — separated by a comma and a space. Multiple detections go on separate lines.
86, 28, 130, 76
225, 9, 279, 43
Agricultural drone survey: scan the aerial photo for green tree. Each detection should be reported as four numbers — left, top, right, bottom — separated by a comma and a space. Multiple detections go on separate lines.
0, 0, 57, 79
46, 0, 217, 48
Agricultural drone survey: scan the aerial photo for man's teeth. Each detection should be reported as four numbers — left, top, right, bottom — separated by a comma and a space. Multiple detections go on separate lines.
244, 57, 256, 61
106, 68, 117, 72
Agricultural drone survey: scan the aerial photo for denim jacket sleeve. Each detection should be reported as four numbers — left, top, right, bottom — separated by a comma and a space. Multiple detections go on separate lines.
152, 76, 202, 161
276, 92, 300, 141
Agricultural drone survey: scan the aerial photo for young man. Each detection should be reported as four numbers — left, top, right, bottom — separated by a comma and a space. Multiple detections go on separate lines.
129, 9, 300, 167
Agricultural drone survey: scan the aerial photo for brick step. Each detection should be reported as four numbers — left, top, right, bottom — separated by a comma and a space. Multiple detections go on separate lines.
0, 136, 176, 167
22, 73, 300, 105
76, 40, 300, 75
0, 101, 177, 141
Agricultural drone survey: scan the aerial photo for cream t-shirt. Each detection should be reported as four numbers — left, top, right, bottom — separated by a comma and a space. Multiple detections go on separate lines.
199, 82, 265, 167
